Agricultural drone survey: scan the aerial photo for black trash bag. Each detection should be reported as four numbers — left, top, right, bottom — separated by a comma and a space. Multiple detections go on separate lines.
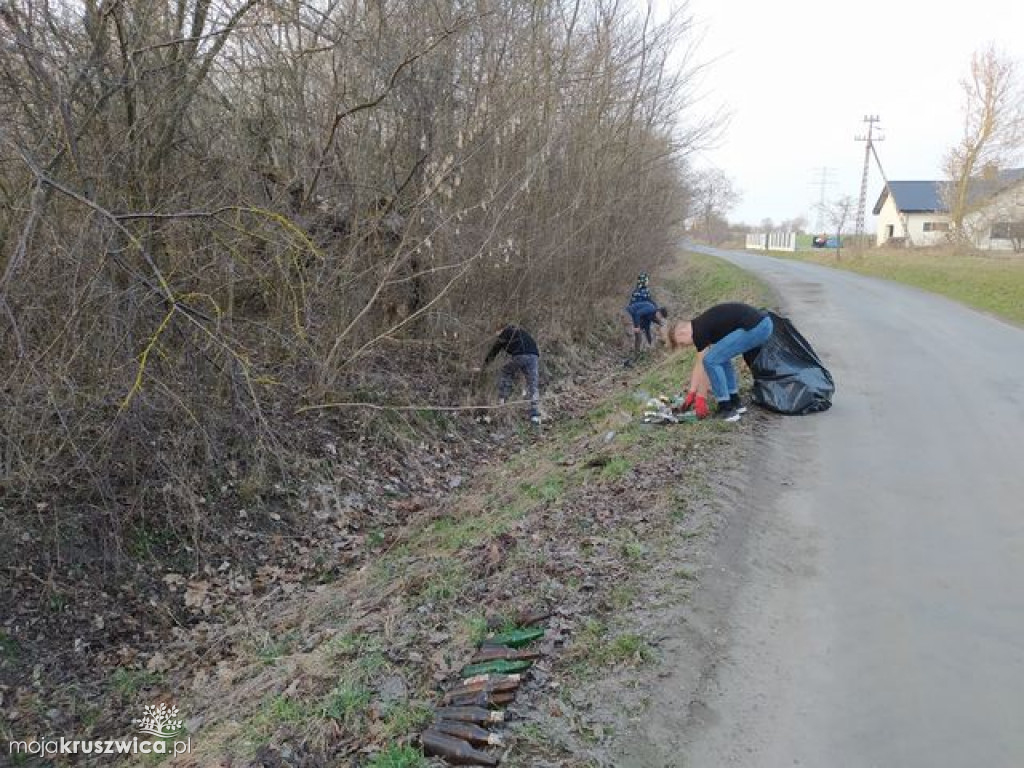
742, 312, 834, 415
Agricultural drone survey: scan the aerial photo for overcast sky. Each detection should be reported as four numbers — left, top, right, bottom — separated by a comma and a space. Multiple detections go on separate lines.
680, 0, 1024, 228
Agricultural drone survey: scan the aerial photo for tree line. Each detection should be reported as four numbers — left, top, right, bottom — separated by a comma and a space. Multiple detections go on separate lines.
0, 0, 719, 558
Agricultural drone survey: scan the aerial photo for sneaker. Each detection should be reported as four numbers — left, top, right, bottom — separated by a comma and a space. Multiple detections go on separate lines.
530, 414, 542, 426
729, 393, 748, 414
715, 402, 741, 422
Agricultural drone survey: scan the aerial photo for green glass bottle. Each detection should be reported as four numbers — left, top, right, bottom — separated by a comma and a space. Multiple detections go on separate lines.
483, 627, 545, 648
460, 659, 532, 678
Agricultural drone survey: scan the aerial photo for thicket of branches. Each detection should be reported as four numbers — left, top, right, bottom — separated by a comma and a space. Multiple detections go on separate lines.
0, 0, 714, 559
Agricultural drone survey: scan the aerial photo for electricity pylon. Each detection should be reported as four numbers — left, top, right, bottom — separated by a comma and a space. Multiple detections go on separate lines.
854, 115, 882, 241
811, 167, 835, 233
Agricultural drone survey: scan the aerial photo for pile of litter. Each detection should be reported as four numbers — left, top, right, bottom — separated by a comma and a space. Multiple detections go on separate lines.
420, 617, 548, 765
642, 396, 698, 425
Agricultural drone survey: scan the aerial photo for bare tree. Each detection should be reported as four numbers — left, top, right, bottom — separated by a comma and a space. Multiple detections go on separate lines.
781, 216, 807, 233
943, 44, 1024, 240
691, 168, 740, 244
825, 195, 855, 260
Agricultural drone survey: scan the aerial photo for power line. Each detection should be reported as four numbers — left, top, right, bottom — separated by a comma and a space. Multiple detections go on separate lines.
811, 167, 836, 232
854, 115, 883, 239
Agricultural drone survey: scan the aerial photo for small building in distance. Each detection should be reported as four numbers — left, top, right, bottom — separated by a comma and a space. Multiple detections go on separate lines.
873, 168, 1024, 251
873, 180, 950, 247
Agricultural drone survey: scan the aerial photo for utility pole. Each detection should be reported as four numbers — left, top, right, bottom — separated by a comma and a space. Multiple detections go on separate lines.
811, 167, 835, 233
854, 115, 883, 242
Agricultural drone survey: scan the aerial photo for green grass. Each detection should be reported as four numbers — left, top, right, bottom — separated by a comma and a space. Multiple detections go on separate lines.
379, 701, 434, 739
356, 650, 389, 679
673, 250, 776, 311
617, 533, 648, 562
565, 620, 655, 674
246, 693, 317, 741
603, 633, 654, 665
424, 515, 494, 551
599, 456, 633, 481
109, 667, 164, 697
673, 567, 698, 581
462, 613, 490, 645
256, 631, 298, 664
367, 745, 429, 768
772, 246, 1024, 326
419, 559, 468, 602
609, 584, 638, 610
521, 471, 567, 503
0, 632, 21, 659
327, 631, 373, 659
322, 682, 371, 724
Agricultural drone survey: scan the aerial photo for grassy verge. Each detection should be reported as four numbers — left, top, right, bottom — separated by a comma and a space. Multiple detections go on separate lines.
156, 250, 771, 768
673, 248, 776, 311
769, 245, 1024, 326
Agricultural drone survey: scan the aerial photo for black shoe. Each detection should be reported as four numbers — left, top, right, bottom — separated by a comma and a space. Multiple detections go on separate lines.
715, 401, 741, 422
729, 393, 748, 414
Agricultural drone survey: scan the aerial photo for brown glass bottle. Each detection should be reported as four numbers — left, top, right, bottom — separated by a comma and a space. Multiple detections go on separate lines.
458, 673, 522, 690
433, 705, 504, 724
433, 719, 505, 747
421, 729, 498, 766
443, 689, 516, 708
443, 690, 490, 708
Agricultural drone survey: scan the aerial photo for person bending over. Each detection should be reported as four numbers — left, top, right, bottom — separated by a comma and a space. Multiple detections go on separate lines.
668, 302, 773, 422
625, 301, 668, 359
475, 324, 541, 425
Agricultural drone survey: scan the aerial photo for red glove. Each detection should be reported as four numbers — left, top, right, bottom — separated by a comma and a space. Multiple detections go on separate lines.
694, 395, 709, 420
682, 391, 697, 410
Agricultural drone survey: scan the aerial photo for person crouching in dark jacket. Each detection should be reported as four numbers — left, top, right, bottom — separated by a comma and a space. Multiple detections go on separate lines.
474, 325, 541, 424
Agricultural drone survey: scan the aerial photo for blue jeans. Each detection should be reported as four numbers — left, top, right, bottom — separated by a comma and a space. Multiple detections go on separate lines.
499, 354, 541, 417
627, 301, 658, 343
702, 315, 773, 402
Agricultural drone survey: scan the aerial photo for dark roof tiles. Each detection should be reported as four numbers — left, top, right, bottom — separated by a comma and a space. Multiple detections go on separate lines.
872, 168, 1024, 215
872, 181, 945, 214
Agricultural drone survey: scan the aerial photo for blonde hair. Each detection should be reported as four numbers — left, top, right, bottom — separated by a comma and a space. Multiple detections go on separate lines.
666, 320, 687, 351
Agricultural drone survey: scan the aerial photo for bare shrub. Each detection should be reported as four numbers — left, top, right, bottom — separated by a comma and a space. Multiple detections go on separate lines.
0, 0, 717, 569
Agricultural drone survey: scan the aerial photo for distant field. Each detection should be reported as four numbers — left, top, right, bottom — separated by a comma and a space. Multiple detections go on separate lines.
775, 246, 1024, 326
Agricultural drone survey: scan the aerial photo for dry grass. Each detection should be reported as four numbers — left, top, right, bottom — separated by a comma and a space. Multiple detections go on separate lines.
151, 250, 768, 767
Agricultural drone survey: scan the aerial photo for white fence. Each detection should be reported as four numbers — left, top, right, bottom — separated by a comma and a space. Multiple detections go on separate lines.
746, 232, 796, 251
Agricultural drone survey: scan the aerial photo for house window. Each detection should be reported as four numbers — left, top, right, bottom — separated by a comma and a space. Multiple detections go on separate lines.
922, 221, 950, 232
991, 221, 1024, 239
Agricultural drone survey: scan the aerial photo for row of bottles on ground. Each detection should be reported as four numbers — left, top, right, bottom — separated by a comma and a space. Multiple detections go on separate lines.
420, 622, 548, 765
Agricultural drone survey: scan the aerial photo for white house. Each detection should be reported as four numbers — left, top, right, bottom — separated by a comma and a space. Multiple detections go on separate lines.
872, 180, 950, 247
872, 168, 1024, 250
963, 168, 1024, 251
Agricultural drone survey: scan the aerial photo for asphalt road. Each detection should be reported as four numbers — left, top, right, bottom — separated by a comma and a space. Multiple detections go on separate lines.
641, 247, 1024, 768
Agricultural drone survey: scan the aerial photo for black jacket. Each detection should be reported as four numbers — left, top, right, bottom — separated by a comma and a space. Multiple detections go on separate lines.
484, 325, 539, 364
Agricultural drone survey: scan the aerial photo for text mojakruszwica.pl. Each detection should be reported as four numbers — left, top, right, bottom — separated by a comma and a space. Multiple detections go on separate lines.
9, 736, 192, 756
